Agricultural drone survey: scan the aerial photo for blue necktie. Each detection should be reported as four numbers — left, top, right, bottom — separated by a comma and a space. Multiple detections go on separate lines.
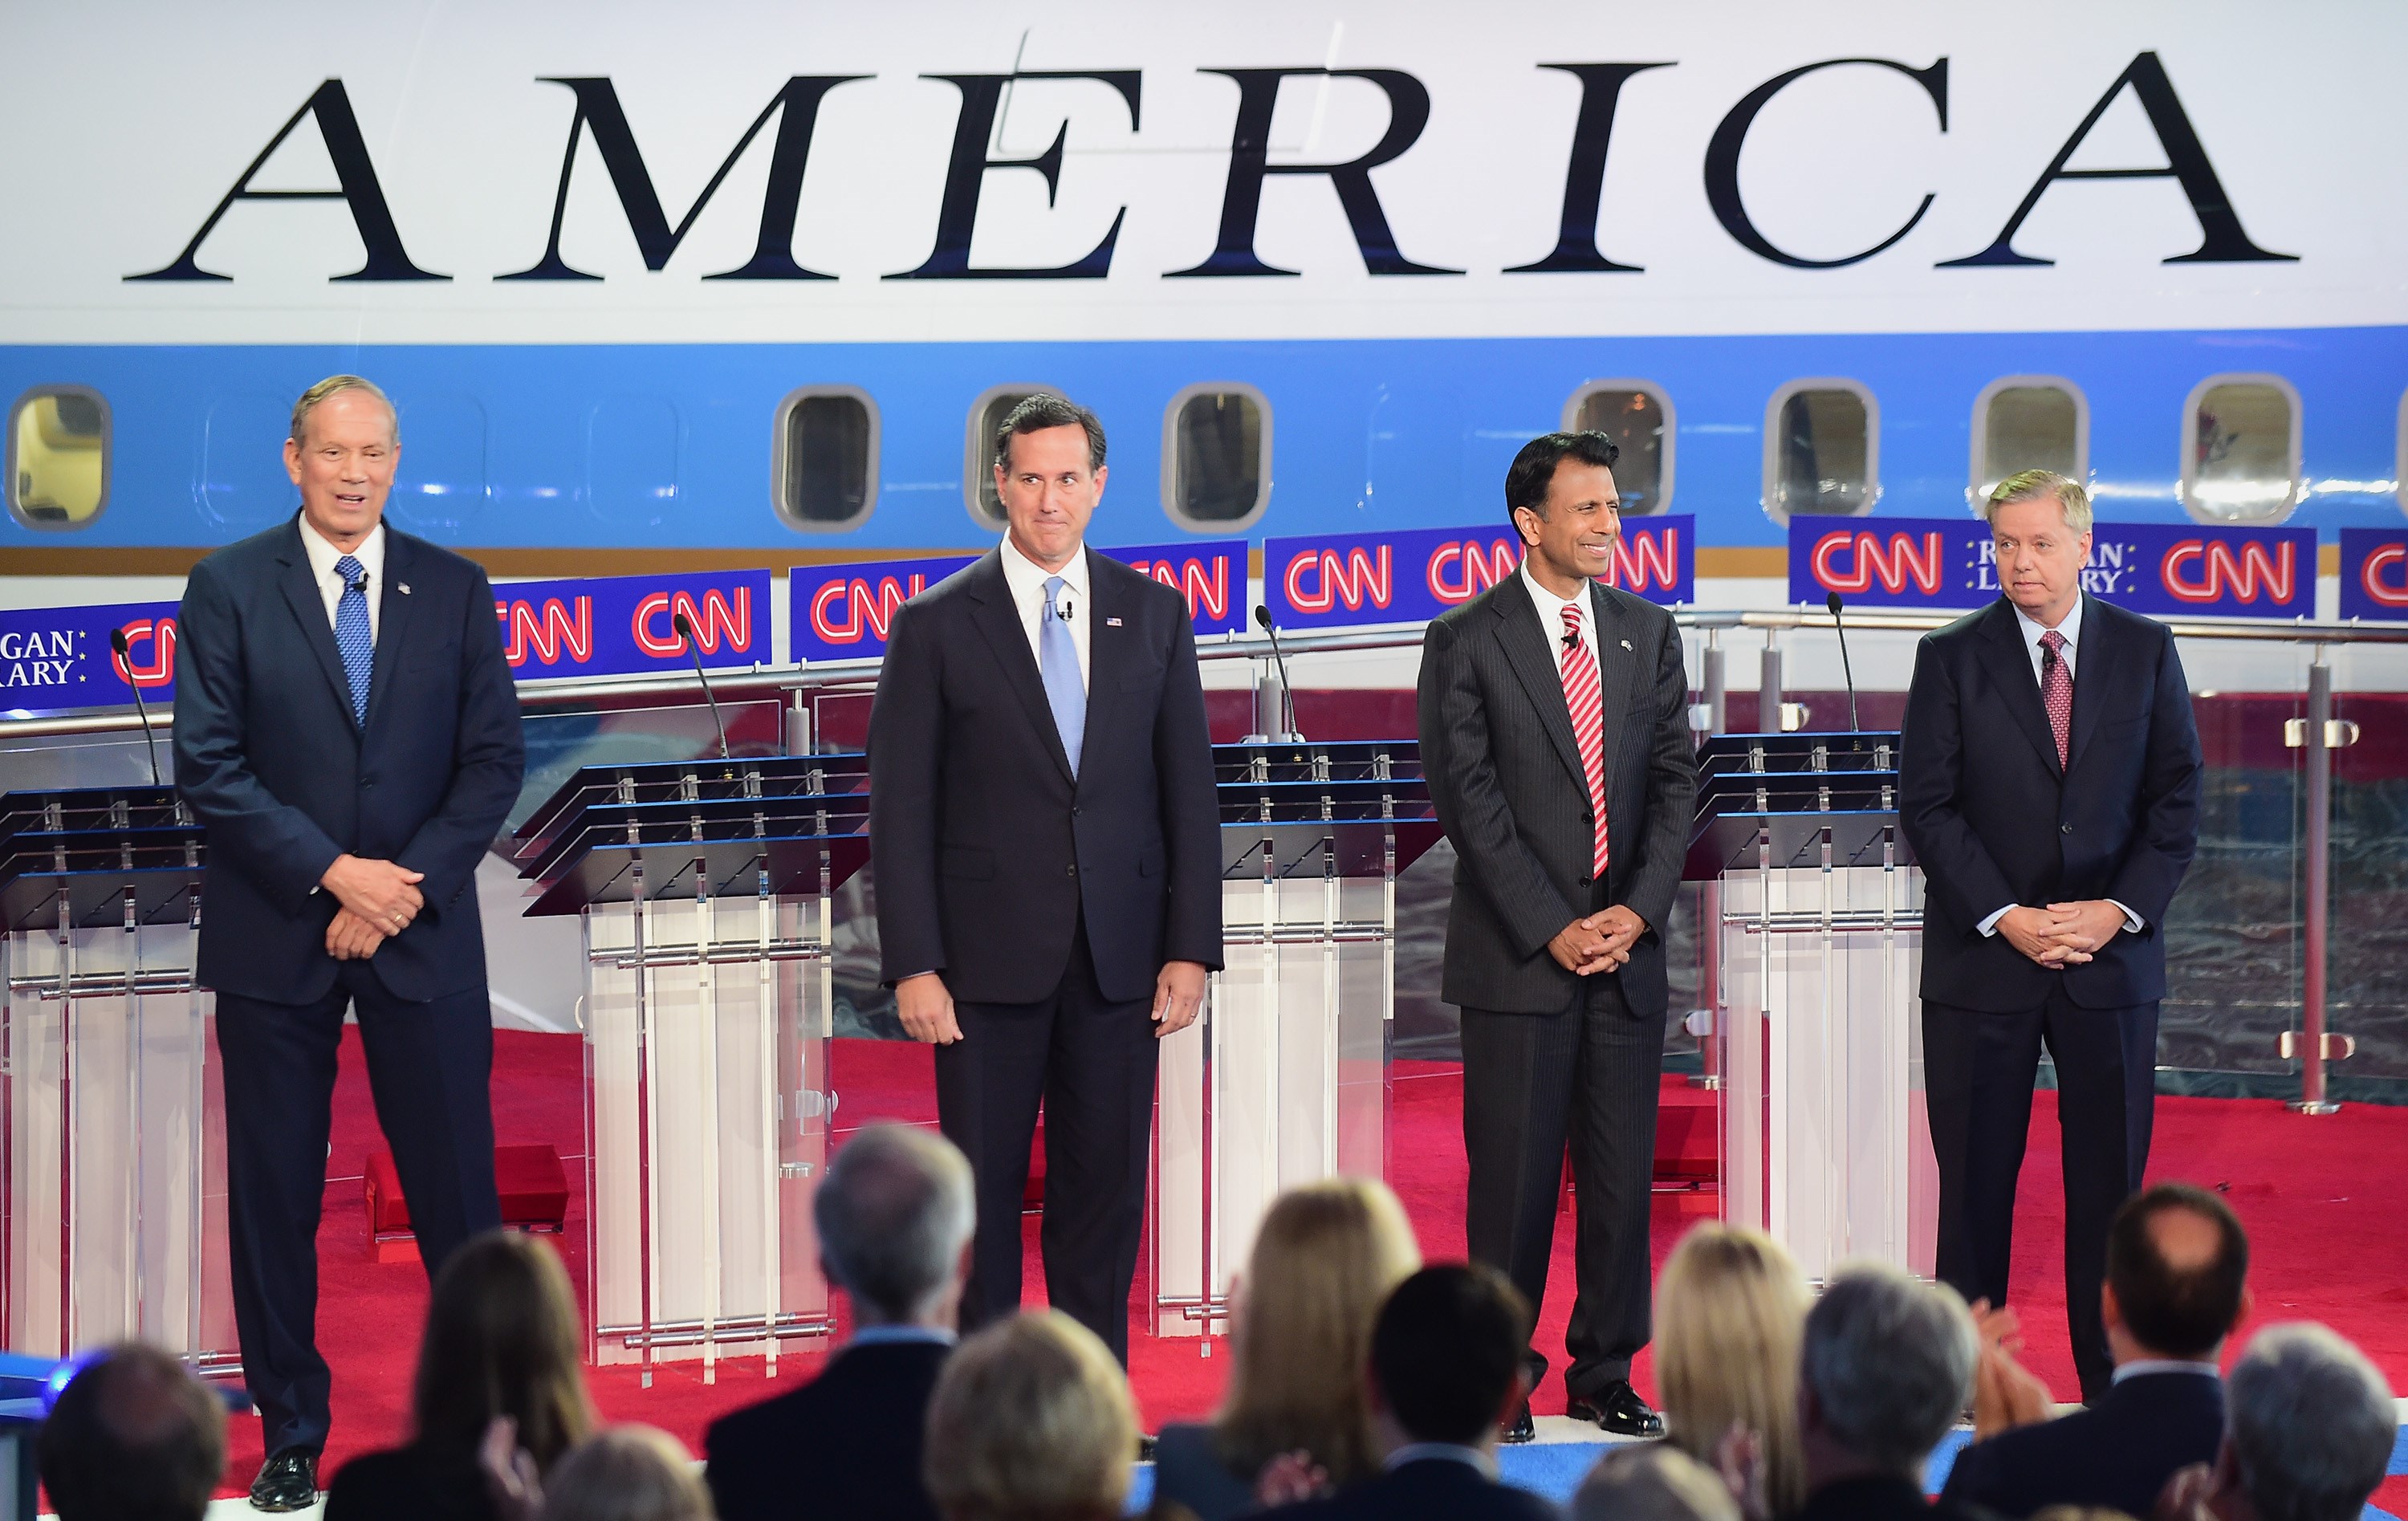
1040, 575, 1084, 777
334, 554, 372, 726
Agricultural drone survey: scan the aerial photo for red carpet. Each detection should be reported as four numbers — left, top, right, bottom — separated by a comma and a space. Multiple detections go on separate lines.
217, 1031, 2408, 1497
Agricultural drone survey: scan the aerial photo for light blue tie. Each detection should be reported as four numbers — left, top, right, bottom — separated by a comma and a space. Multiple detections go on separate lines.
1040, 575, 1084, 777
334, 554, 372, 726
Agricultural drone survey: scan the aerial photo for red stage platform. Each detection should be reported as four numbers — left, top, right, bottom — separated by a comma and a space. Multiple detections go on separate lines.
218, 1031, 2408, 1507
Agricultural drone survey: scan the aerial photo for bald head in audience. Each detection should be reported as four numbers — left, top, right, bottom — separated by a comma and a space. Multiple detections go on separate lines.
38, 1344, 227, 1521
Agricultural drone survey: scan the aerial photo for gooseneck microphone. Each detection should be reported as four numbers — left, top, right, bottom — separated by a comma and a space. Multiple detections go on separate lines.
1253, 605, 1305, 742
1826, 591, 1861, 733
111, 628, 164, 784
673, 612, 733, 763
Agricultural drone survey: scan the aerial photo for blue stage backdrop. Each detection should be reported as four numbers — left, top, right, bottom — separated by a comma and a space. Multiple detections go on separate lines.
1263, 518, 1694, 631
1789, 517, 2317, 620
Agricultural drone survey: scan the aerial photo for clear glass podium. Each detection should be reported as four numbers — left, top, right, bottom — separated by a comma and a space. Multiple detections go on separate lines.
1152, 742, 1441, 1337
1688, 734, 1938, 1283
0, 787, 235, 1369
513, 757, 867, 1384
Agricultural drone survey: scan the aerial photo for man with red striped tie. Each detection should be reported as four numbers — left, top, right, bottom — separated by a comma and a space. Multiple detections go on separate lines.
1416, 432, 1698, 1442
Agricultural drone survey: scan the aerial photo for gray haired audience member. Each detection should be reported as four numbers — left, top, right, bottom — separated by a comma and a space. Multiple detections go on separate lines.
2157, 1323, 2394, 1521
1574, 1445, 1742, 1521
36, 1344, 227, 1521
1793, 1263, 1987, 1521
706, 1123, 977, 1521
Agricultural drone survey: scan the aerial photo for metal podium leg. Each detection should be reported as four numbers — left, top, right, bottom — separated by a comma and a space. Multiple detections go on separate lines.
756, 871, 778, 1381
55, 883, 75, 1357
633, 867, 659, 1389
695, 863, 722, 1386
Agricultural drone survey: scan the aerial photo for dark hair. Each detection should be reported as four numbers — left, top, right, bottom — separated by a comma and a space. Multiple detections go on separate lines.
2106, 1183, 2249, 1359
993, 392, 1107, 474
38, 1344, 227, 1521
1503, 431, 1621, 527
412, 1230, 596, 1472
1369, 1264, 1531, 1446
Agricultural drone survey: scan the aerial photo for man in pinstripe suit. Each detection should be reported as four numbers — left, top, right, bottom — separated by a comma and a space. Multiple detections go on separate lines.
1416, 432, 1697, 1442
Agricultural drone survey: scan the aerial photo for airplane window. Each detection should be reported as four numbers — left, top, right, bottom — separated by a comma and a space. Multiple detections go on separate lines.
6, 387, 108, 530
1564, 382, 1673, 514
1973, 378, 2087, 506
966, 384, 1060, 531
2182, 375, 2300, 524
774, 387, 877, 531
1765, 380, 1877, 519
1163, 384, 1270, 529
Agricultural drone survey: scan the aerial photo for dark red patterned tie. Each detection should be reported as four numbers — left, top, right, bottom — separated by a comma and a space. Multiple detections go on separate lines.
1560, 606, 1609, 875
2040, 629, 2072, 768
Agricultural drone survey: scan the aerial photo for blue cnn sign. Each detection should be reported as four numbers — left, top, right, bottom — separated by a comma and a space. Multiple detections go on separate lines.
1263, 519, 1693, 631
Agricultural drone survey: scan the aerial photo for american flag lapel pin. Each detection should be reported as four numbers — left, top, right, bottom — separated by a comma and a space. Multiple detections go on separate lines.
398, 583, 412, 595
1105, 616, 1123, 627
1619, 637, 1631, 650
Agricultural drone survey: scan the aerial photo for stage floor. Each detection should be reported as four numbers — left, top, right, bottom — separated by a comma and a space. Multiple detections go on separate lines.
209, 1032, 2408, 1515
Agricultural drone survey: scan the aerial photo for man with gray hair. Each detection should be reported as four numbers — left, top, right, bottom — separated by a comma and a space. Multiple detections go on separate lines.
1795, 1263, 1991, 1521
705, 1124, 976, 1521
1902, 468, 2203, 1401
2157, 1323, 2395, 1521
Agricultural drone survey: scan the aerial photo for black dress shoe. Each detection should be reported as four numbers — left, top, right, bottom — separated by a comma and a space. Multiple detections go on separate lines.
1566, 1381, 1666, 1438
250, 1450, 319, 1512
1499, 1399, 1536, 1444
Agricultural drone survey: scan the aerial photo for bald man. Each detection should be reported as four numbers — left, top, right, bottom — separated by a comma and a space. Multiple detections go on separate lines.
1942, 1183, 2251, 1518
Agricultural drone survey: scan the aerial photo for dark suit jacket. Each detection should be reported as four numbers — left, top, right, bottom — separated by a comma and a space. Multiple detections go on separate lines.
1797, 1475, 2001, 1521
1415, 577, 1695, 1016
868, 547, 1222, 1005
1940, 1370, 2225, 1519
173, 516, 524, 1004
704, 1339, 950, 1521
323, 1442, 493, 1521
1263, 1457, 1560, 1521
1901, 595, 2202, 1012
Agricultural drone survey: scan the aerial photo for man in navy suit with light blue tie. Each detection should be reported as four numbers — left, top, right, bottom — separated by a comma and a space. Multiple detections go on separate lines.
174, 376, 523, 1510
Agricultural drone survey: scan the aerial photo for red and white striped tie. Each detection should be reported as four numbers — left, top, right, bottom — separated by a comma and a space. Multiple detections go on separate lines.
1560, 604, 1609, 876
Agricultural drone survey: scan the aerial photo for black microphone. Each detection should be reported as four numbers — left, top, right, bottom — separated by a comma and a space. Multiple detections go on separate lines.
673, 612, 732, 763
111, 628, 164, 785
1253, 605, 1304, 742
1826, 591, 1861, 733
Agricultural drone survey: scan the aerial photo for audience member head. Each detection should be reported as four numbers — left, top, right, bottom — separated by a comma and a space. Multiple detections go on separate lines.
412, 1230, 595, 1472
1796, 1263, 1977, 1486
1215, 1177, 1422, 1485
1367, 1263, 1532, 1453
1572, 1443, 1742, 1521
924, 1311, 1136, 1521
2103, 1182, 2250, 1364
1656, 1224, 1812, 1516
37, 1344, 226, 1521
817, 1123, 976, 1328
543, 1425, 711, 1521
2215, 1323, 2393, 1521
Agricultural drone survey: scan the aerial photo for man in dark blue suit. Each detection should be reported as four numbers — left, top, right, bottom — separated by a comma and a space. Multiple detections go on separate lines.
706, 1124, 973, 1521
1265, 1265, 1558, 1521
173, 376, 523, 1511
868, 393, 1221, 1364
1902, 470, 2203, 1403
1943, 1183, 2251, 1518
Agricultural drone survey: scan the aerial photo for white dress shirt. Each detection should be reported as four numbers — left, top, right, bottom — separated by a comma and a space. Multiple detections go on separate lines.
298, 515, 385, 645
1519, 561, 1598, 670
997, 532, 1091, 690
1978, 592, 2142, 938
2112, 1357, 2221, 1385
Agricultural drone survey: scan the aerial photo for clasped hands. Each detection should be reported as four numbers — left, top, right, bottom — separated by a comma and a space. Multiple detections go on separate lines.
320, 852, 426, 961
1996, 900, 2125, 969
1548, 904, 1646, 977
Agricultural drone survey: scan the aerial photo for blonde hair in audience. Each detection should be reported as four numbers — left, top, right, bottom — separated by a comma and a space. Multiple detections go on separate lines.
1573, 1444, 1743, 1521
1214, 1177, 1422, 1486
925, 1312, 1137, 1521
1656, 1225, 1812, 1518
541, 1426, 711, 1521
